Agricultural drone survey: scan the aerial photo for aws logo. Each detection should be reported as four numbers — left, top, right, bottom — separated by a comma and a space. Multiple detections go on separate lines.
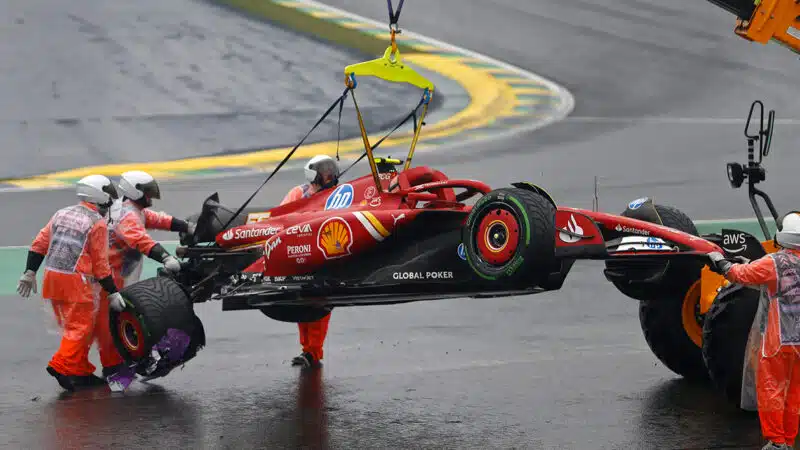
723, 231, 748, 253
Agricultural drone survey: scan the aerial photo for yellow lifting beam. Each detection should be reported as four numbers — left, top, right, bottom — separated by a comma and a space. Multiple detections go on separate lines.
343, 29, 435, 192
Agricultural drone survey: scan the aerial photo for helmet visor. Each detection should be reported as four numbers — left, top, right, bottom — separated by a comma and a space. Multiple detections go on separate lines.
138, 180, 161, 200
103, 182, 119, 200
311, 159, 339, 177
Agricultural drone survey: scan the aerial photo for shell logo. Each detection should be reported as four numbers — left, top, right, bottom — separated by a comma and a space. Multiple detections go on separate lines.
317, 217, 353, 259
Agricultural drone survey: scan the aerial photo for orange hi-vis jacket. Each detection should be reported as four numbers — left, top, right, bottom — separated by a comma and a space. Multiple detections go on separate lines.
108, 199, 174, 280
32, 201, 113, 302
281, 183, 319, 205
727, 249, 800, 356
281, 183, 330, 362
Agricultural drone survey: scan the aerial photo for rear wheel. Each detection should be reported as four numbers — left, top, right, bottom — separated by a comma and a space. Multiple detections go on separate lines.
111, 276, 204, 375
462, 187, 556, 285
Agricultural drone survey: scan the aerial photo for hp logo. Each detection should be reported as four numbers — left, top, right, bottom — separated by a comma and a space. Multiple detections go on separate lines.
325, 184, 354, 210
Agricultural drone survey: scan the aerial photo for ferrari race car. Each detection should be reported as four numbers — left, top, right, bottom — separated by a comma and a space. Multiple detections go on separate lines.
105, 22, 778, 410
110, 153, 721, 385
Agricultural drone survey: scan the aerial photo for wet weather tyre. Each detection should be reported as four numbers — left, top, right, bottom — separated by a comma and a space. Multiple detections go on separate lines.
110, 276, 200, 367
702, 286, 760, 407
462, 187, 556, 284
260, 306, 333, 323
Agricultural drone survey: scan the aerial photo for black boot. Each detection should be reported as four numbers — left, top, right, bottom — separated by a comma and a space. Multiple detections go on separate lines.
291, 352, 315, 367
102, 364, 123, 378
46, 366, 75, 392
71, 373, 107, 388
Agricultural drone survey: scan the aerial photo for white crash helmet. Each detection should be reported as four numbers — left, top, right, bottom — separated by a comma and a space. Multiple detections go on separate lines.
76, 174, 118, 208
776, 212, 800, 250
118, 170, 161, 207
304, 155, 340, 189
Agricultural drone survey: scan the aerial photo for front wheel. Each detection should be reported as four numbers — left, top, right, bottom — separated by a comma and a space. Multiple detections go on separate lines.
461, 187, 556, 285
111, 276, 205, 377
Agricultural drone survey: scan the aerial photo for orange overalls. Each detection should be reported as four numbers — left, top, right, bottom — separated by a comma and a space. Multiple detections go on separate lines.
97, 199, 176, 370
281, 184, 330, 362
727, 249, 800, 447
31, 202, 114, 377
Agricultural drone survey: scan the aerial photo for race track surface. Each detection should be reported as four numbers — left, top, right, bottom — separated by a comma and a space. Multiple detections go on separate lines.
0, 263, 763, 448
0, 0, 417, 179
2, 0, 800, 448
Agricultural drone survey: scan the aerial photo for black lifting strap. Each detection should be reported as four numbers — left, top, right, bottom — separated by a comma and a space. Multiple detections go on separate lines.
221, 87, 350, 231
387, 0, 405, 28
340, 93, 425, 178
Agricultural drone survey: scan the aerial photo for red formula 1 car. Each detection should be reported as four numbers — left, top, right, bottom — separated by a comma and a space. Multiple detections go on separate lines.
105, 37, 731, 388
107, 152, 723, 384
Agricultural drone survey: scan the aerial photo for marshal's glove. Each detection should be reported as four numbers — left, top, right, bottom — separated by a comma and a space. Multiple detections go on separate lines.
108, 292, 126, 312
163, 255, 181, 273
707, 251, 734, 275
17, 270, 37, 298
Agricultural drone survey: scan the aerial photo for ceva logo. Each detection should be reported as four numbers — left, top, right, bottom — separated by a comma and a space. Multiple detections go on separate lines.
325, 184, 354, 210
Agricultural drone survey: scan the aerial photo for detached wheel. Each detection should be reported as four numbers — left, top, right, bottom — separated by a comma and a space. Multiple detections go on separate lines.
260, 306, 332, 323
462, 187, 556, 284
702, 286, 760, 407
111, 276, 205, 373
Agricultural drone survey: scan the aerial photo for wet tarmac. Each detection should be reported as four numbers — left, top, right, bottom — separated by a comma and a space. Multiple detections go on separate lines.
0, 0, 418, 179
0, 261, 765, 448
4, 0, 800, 448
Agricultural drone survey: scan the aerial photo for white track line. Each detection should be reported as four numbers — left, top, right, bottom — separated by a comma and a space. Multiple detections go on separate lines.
563, 116, 800, 125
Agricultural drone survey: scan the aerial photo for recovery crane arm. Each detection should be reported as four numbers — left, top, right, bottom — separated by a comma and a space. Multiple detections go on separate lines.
707, 0, 800, 55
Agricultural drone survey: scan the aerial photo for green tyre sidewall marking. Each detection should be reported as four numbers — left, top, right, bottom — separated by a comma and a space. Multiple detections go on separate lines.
507, 195, 531, 246
465, 246, 497, 281
122, 295, 152, 340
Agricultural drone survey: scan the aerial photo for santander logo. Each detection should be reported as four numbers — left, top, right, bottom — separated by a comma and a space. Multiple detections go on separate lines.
559, 214, 583, 243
